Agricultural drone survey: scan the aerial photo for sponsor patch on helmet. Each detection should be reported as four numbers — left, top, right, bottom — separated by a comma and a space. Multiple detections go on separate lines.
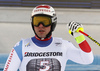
34, 9, 51, 12
36, 5, 50, 9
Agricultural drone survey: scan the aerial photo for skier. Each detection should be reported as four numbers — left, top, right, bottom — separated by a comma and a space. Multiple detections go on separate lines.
3, 4, 94, 71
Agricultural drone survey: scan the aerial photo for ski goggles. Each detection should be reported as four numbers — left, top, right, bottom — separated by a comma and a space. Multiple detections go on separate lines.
33, 16, 52, 27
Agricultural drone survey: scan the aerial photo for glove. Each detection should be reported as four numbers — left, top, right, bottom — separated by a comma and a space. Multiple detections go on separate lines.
68, 21, 85, 44
68, 21, 84, 36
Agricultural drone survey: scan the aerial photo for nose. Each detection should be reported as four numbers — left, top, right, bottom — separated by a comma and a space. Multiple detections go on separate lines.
38, 23, 44, 27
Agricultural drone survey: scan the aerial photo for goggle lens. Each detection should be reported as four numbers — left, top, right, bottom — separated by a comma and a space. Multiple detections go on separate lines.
33, 16, 52, 27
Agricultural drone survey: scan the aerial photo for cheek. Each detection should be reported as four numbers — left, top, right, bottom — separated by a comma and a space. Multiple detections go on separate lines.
34, 27, 38, 32
46, 26, 51, 32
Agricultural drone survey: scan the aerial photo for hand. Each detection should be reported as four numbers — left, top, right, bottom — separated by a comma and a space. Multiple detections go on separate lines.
68, 21, 84, 37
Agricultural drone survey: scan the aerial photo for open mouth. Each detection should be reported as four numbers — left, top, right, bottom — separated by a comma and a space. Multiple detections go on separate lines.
39, 30, 45, 33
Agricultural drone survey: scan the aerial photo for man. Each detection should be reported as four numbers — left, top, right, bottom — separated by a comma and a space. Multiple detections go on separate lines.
3, 4, 94, 71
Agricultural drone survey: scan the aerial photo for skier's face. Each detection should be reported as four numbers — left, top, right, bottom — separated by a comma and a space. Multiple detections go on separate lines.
34, 23, 51, 38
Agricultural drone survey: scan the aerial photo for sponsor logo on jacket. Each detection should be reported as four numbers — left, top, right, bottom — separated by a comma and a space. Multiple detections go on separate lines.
24, 52, 63, 57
